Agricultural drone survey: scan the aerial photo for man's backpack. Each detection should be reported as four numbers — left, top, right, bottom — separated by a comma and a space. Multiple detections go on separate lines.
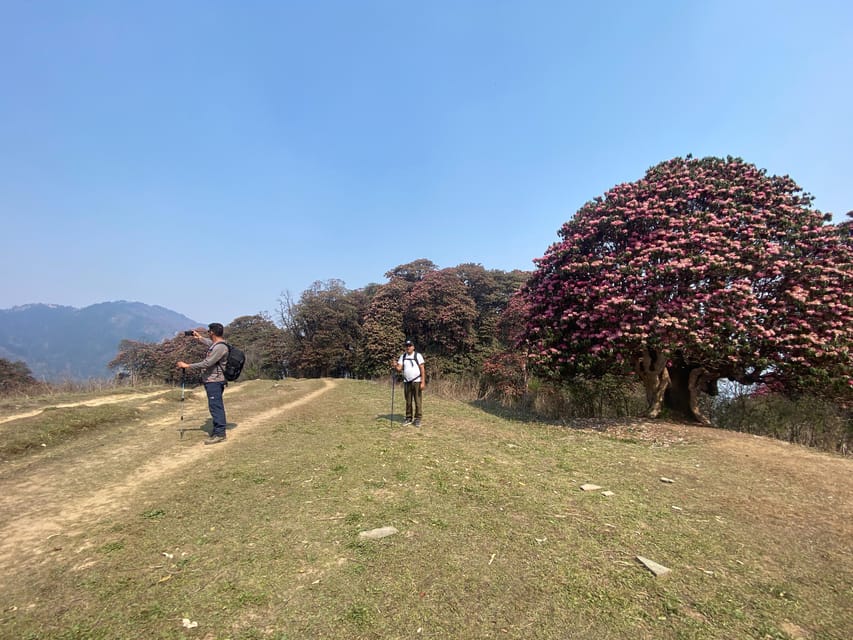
400, 351, 422, 383
220, 342, 246, 382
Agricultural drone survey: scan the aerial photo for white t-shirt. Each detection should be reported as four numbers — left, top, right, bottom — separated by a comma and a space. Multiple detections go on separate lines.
398, 351, 425, 382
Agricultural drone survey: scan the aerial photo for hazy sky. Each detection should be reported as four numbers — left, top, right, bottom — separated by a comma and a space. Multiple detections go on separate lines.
2, 1, 851, 324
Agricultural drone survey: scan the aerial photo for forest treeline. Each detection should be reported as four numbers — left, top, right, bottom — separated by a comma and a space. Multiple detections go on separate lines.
105, 260, 528, 386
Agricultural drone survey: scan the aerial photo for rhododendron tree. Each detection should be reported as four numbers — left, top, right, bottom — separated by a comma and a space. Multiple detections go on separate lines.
520, 156, 852, 423
404, 268, 478, 375
358, 279, 408, 377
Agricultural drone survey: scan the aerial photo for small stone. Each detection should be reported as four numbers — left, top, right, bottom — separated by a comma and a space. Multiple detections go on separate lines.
660, 477, 675, 483
358, 526, 399, 540
580, 484, 603, 491
636, 555, 671, 576
601, 491, 615, 497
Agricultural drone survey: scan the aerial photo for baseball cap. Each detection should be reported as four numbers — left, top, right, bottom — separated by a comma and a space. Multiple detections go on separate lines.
404, 340, 413, 346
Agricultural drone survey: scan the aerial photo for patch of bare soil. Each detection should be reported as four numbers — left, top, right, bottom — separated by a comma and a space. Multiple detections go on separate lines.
572, 417, 702, 446
0, 379, 336, 589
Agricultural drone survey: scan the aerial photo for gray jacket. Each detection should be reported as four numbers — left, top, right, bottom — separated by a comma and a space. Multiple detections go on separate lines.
189, 338, 229, 383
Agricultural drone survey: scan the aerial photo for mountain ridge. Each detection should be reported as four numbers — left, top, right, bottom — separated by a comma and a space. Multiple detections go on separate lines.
0, 301, 200, 381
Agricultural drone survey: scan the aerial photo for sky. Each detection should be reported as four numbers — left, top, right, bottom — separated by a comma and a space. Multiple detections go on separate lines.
1, 1, 851, 324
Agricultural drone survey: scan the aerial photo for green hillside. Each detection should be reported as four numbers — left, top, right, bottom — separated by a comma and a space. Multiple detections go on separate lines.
0, 379, 850, 639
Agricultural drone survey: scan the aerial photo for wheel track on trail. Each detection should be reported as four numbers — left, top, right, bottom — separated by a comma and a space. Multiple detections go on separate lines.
0, 379, 336, 588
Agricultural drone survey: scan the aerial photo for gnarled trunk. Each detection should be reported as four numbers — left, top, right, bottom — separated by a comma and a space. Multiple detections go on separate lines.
635, 348, 670, 418
637, 350, 717, 424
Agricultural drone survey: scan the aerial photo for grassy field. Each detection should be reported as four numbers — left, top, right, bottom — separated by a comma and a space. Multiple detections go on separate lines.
0, 378, 850, 639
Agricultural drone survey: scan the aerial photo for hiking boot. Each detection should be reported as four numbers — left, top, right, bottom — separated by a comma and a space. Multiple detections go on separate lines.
403, 418, 413, 426
203, 435, 226, 445
414, 419, 421, 427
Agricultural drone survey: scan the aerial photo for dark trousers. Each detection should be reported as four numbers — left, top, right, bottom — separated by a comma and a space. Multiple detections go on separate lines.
204, 382, 227, 437
403, 381, 422, 420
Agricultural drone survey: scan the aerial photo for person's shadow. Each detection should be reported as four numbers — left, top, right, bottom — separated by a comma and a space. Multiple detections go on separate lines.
178, 419, 238, 439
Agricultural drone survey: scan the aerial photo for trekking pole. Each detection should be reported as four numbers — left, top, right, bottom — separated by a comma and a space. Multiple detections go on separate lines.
390, 368, 396, 425
180, 369, 186, 421
177, 369, 205, 439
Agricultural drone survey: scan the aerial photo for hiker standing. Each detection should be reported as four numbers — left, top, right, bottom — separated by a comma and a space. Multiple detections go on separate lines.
177, 323, 229, 445
395, 339, 426, 427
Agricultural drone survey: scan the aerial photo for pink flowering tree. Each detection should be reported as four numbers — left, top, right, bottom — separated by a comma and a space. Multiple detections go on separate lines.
520, 156, 852, 423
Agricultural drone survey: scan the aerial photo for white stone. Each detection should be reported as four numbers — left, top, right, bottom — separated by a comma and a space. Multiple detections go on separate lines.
580, 484, 603, 491
358, 526, 399, 540
636, 555, 671, 576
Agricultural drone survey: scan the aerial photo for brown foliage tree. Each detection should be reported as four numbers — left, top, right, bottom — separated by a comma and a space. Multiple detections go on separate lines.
0, 358, 43, 394
226, 314, 288, 379
279, 280, 366, 377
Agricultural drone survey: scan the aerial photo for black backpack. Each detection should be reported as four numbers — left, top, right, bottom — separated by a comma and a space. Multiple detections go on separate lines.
220, 342, 246, 382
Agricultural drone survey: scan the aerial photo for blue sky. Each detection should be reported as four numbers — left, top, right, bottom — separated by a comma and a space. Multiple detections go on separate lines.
1, 1, 851, 324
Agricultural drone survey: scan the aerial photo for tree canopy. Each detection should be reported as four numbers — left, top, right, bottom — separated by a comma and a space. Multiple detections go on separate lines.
277, 262, 528, 380
519, 156, 852, 422
98, 262, 526, 387
278, 280, 367, 378
0, 358, 42, 394
225, 314, 288, 379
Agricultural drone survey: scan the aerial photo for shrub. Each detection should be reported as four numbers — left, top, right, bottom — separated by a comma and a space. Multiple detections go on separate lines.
710, 387, 851, 454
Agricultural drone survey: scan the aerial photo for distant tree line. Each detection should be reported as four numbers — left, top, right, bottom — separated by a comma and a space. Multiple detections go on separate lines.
105, 261, 528, 386
108, 313, 290, 385
278, 262, 529, 380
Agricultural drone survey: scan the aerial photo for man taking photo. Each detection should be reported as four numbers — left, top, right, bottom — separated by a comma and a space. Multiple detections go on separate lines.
177, 323, 229, 445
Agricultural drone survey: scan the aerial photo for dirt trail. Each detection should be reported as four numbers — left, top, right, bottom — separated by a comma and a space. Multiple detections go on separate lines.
0, 389, 173, 425
0, 379, 336, 587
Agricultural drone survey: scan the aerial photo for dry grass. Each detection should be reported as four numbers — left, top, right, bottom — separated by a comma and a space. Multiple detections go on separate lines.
0, 379, 850, 639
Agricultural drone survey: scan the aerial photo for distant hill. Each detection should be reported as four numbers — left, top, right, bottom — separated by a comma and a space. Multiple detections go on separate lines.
0, 302, 200, 381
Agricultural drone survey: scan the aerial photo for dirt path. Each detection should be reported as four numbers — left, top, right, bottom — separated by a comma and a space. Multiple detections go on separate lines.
0, 389, 173, 425
0, 379, 336, 588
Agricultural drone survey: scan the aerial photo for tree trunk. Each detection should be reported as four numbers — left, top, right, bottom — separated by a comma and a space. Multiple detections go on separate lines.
636, 348, 670, 418
687, 367, 714, 425
664, 359, 713, 424
664, 362, 693, 420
